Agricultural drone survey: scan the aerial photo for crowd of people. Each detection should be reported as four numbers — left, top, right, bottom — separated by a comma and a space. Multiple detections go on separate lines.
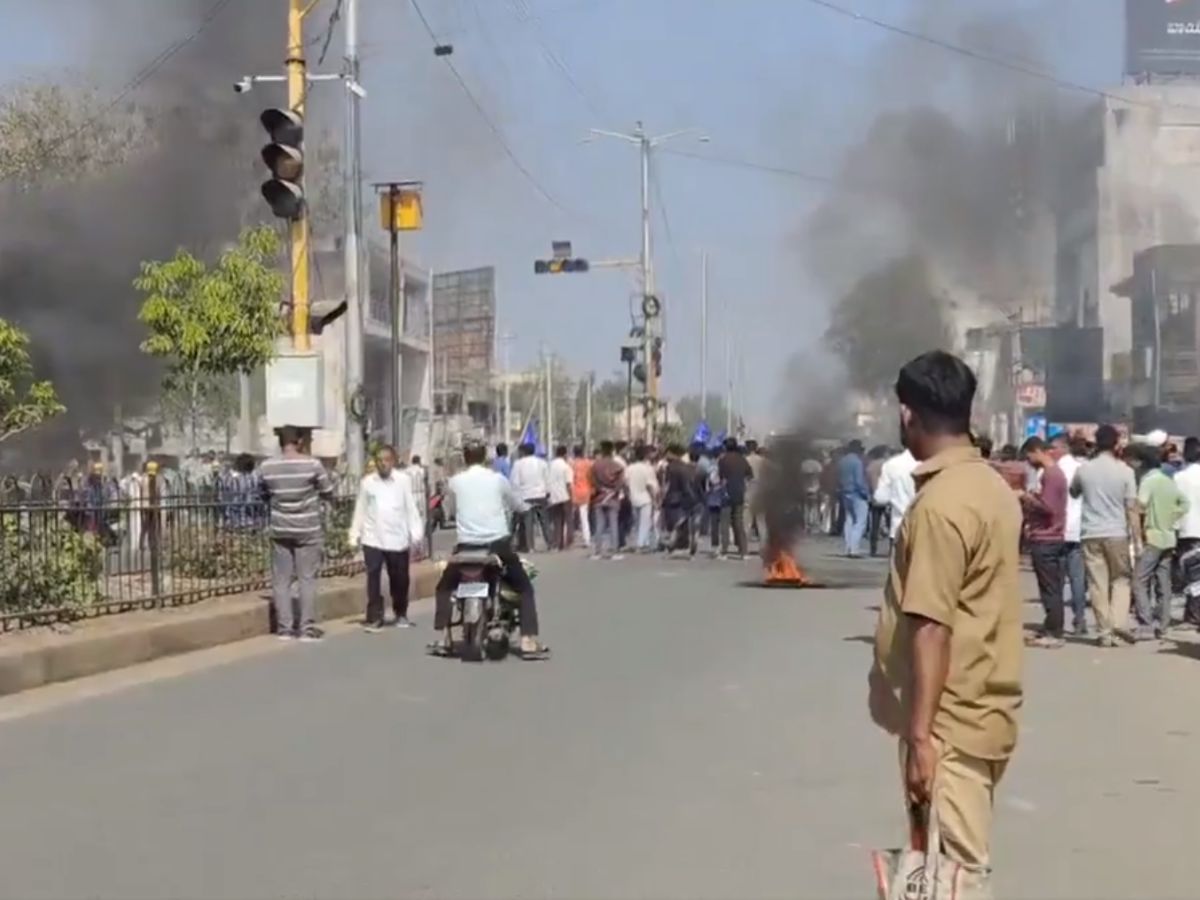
487, 437, 766, 561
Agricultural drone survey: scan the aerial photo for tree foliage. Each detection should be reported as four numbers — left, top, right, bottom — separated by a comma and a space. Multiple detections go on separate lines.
0, 81, 149, 188
136, 226, 286, 450
0, 318, 65, 444
824, 255, 954, 396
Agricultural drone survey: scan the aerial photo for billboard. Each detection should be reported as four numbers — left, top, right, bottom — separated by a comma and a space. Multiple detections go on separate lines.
1126, 0, 1200, 76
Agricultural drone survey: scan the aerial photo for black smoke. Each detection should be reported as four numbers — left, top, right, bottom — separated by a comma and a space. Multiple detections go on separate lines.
0, 0, 290, 465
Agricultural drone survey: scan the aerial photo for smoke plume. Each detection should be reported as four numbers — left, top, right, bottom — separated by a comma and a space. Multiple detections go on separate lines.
0, 1, 288, 465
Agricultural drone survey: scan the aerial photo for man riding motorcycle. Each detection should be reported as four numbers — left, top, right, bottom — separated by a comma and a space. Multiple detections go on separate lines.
431, 442, 550, 660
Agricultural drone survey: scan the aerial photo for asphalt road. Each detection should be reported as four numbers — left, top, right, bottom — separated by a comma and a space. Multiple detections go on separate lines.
0, 541, 1199, 899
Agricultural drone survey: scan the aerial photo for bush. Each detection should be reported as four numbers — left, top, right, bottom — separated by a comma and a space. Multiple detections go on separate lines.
0, 512, 103, 614
170, 527, 268, 580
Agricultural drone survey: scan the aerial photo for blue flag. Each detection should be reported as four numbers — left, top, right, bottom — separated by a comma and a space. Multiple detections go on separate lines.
691, 420, 711, 446
520, 418, 539, 448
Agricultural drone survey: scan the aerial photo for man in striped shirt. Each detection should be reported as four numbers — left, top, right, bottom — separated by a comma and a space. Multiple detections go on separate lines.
259, 426, 335, 641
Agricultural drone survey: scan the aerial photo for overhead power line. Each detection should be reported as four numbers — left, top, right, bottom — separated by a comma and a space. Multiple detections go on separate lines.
799, 0, 1196, 115
661, 147, 838, 186
408, 0, 575, 215
3, 0, 237, 183
504, 0, 606, 118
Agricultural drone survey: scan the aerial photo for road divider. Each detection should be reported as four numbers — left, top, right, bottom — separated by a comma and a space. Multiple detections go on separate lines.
0, 562, 443, 697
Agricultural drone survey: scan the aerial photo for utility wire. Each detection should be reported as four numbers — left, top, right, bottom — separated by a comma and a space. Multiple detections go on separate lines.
650, 153, 682, 274
3, 0, 237, 184
800, 0, 1200, 115
408, 0, 576, 215
661, 147, 838, 186
315, 0, 345, 67
504, 0, 606, 118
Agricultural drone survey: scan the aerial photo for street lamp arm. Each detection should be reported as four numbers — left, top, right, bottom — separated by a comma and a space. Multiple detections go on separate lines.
587, 128, 641, 144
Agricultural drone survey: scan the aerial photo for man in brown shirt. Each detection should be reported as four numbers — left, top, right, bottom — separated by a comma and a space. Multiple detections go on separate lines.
869, 351, 1024, 876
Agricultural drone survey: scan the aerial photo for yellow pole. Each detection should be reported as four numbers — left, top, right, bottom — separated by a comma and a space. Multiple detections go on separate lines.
288, 0, 310, 350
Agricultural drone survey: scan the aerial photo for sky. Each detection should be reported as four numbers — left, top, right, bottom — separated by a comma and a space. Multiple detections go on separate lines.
0, 0, 1125, 431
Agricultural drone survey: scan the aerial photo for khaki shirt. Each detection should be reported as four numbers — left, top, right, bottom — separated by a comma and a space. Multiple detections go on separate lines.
874, 445, 1024, 761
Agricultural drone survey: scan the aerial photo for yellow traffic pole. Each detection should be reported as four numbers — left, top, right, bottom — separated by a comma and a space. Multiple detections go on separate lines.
287, 0, 310, 351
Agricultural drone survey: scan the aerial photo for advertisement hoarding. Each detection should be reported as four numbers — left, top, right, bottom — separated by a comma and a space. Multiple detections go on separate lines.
1126, 0, 1200, 76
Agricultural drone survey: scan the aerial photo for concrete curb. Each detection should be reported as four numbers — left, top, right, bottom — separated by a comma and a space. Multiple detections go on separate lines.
0, 562, 443, 697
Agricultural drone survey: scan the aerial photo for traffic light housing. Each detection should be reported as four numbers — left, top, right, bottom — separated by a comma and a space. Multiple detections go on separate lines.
260, 108, 304, 220
652, 337, 663, 378
534, 257, 589, 275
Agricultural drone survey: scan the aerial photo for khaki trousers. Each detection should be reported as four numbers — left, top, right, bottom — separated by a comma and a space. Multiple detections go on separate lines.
1083, 537, 1132, 639
899, 739, 1007, 870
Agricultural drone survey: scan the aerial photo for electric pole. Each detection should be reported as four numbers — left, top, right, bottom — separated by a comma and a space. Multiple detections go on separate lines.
587, 122, 708, 443
544, 350, 554, 451
287, 0, 310, 348
700, 250, 708, 428
343, 0, 365, 477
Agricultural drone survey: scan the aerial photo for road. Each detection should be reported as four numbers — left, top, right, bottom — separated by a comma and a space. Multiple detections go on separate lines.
0, 541, 1197, 899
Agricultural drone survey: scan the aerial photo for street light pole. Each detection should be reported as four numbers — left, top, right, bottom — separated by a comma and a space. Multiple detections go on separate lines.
587, 122, 707, 444
700, 250, 708, 427
343, 0, 365, 478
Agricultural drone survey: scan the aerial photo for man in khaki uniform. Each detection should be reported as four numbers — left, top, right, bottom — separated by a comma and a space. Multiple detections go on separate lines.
869, 350, 1024, 876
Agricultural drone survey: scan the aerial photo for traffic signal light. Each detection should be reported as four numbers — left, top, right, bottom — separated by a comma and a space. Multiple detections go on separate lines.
534, 257, 589, 275
260, 108, 304, 220
652, 337, 663, 378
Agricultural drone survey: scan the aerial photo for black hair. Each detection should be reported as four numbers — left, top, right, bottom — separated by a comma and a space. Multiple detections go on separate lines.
1021, 436, 1046, 457
519, 442, 536, 456
1185, 437, 1200, 464
599, 440, 615, 456
895, 350, 976, 436
667, 442, 685, 457
846, 439, 864, 454
411, 455, 422, 466
745, 440, 758, 453
234, 453, 256, 474
573, 444, 585, 456
555, 444, 568, 458
496, 443, 509, 457
1094, 424, 1119, 453
463, 443, 487, 466
724, 437, 738, 453
974, 435, 994, 459
634, 444, 648, 462
999, 444, 1018, 462
277, 425, 303, 449
1069, 434, 1090, 457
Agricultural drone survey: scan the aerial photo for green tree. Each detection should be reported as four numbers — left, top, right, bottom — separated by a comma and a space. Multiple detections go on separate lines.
0, 81, 149, 188
825, 255, 954, 396
136, 225, 286, 453
0, 318, 64, 444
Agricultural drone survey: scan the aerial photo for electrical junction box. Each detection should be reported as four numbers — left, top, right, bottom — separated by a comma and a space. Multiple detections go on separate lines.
266, 352, 323, 429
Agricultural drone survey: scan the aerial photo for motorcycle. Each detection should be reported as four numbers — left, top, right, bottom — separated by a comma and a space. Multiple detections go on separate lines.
435, 547, 536, 662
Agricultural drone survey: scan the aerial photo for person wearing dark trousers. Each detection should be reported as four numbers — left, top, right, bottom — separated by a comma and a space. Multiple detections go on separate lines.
717, 438, 753, 559
510, 442, 552, 552
431, 442, 549, 658
1021, 437, 1069, 648
547, 445, 574, 550
349, 445, 426, 632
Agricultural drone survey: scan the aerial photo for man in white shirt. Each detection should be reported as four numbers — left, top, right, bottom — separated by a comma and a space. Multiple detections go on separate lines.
1051, 433, 1089, 634
510, 442, 552, 552
872, 447, 919, 550
433, 443, 548, 659
547, 445, 574, 550
1173, 437, 1200, 626
625, 445, 660, 552
348, 445, 426, 631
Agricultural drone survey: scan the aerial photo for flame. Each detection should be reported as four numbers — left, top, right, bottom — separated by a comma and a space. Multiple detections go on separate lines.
764, 549, 811, 586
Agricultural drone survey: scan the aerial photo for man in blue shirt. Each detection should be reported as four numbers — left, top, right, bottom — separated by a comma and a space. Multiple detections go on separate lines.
492, 442, 512, 479
837, 439, 871, 557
